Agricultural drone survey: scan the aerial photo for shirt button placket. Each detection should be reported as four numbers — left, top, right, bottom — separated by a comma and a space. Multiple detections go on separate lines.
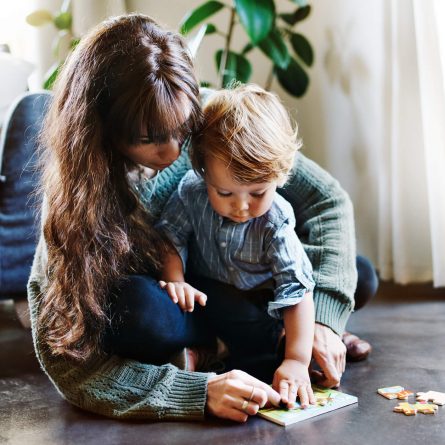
218, 224, 230, 282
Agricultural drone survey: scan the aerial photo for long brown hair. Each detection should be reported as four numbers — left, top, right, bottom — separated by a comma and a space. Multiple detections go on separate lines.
39, 14, 201, 361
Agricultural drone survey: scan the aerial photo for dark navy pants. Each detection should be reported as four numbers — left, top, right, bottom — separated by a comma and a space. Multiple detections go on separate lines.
104, 255, 378, 378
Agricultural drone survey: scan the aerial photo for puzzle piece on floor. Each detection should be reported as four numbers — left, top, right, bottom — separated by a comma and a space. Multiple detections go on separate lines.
416, 391, 445, 406
396, 390, 414, 400
393, 402, 438, 416
393, 402, 417, 416
415, 402, 439, 414
378, 386, 404, 399
377, 386, 413, 400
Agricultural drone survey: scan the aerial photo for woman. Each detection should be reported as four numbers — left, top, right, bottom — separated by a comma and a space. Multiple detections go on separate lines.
28, 14, 375, 422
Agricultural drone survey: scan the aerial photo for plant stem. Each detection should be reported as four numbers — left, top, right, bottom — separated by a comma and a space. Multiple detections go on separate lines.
218, 6, 236, 89
265, 66, 274, 91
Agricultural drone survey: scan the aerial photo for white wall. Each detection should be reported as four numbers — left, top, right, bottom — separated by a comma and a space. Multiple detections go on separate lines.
292, 0, 386, 263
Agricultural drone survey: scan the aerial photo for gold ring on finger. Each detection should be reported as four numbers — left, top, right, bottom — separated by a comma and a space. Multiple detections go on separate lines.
241, 400, 249, 412
248, 386, 255, 402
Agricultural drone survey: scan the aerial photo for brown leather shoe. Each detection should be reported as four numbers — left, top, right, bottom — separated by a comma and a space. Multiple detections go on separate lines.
342, 331, 372, 362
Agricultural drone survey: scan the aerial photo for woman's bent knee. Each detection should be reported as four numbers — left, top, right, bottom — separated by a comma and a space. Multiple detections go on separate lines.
355, 256, 379, 310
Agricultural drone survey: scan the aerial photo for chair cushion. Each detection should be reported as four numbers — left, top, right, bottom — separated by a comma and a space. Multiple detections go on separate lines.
0, 92, 51, 298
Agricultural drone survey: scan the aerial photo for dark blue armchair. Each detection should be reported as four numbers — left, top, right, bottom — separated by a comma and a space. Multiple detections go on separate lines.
0, 92, 51, 301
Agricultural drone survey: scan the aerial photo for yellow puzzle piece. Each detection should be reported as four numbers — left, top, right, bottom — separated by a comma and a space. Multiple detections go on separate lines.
393, 401, 438, 416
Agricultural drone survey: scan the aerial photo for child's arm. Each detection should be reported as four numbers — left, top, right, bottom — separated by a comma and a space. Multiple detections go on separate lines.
159, 248, 207, 312
156, 175, 207, 312
265, 210, 316, 408
272, 292, 315, 408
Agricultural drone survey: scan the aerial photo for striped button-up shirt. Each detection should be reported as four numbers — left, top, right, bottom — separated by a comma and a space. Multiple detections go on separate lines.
157, 171, 315, 319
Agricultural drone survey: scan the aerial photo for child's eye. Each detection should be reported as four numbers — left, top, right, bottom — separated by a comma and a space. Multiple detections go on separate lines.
217, 191, 232, 197
251, 192, 266, 198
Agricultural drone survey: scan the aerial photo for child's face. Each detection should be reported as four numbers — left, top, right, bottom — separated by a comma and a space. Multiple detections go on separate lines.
205, 157, 278, 223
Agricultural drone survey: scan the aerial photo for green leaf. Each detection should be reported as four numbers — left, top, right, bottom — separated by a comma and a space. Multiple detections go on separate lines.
242, 43, 254, 55
258, 28, 290, 69
215, 50, 252, 87
289, 33, 314, 66
26, 10, 53, 27
54, 12, 72, 30
279, 5, 311, 26
43, 63, 63, 90
275, 57, 309, 97
205, 23, 217, 34
235, 0, 275, 44
179, 1, 225, 35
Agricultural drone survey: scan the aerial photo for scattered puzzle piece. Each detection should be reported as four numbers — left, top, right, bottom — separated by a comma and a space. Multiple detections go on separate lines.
415, 402, 439, 414
377, 386, 413, 400
396, 390, 413, 400
378, 386, 404, 399
416, 391, 445, 406
393, 402, 417, 416
393, 401, 438, 416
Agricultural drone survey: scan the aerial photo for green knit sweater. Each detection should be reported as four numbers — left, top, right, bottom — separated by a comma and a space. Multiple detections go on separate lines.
27, 103, 356, 422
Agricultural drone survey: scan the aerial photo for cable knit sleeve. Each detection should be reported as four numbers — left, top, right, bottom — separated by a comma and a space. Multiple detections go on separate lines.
278, 153, 357, 335
27, 203, 210, 420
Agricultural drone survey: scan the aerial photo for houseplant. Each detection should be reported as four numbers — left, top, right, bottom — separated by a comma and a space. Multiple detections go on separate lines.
179, 0, 314, 97
25, 0, 78, 89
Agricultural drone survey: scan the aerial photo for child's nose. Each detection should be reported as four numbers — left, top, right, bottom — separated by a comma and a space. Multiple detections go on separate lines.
233, 198, 249, 211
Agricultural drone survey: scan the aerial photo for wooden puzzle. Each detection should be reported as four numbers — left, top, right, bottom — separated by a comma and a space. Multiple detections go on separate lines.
393, 401, 438, 416
257, 386, 358, 426
416, 391, 445, 406
377, 386, 413, 400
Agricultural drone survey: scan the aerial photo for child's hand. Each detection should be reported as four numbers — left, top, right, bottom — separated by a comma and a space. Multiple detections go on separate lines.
159, 281, 207, 312
272, 359, 316, 409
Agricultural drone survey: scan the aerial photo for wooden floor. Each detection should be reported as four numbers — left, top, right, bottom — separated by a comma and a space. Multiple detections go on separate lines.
1, 281, 444, 445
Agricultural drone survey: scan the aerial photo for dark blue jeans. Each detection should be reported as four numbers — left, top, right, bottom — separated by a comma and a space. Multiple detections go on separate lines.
104, 256, 378, 378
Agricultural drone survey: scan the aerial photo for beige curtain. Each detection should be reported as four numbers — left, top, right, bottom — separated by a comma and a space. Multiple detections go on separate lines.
276, 0, 445, 286
378, 0, 445, 286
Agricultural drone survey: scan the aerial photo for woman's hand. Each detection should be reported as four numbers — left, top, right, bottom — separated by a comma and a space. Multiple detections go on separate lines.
272, 359, 316, 409
159, 281, 207, 312
206, 370, 281, 423
311, 323, 346, 388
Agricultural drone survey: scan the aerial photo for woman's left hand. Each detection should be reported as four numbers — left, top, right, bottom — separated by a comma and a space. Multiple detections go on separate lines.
206, 370, 281, 422
272, 359, 316, 409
